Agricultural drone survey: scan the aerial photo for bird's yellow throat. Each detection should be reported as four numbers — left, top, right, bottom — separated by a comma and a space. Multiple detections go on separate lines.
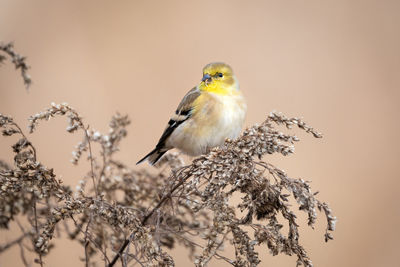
199, 78, 238, 96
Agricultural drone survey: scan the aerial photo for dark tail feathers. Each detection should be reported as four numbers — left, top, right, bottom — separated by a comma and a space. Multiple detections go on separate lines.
136, 148, 168, 165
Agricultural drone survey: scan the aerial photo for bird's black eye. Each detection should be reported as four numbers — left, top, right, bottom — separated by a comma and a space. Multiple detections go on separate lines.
217, 72, 223, 78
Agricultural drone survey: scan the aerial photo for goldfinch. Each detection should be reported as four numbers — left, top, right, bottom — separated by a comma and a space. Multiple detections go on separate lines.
137, 62, 246, 165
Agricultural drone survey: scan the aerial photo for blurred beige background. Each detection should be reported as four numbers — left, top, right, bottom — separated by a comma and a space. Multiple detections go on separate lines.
1, 0, 399, 266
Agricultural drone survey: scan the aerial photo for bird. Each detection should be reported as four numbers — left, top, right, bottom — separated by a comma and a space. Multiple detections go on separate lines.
137, 62, 247, 165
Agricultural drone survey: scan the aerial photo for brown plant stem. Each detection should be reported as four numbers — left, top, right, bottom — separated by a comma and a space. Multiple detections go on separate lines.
70, 215, 111, 264
84, 126, 98, 196
0, 42, 31, 90
0, 232, 30, 253
108, 169, 192, 267
84, 215, 92, 267
33, 199, 43, 267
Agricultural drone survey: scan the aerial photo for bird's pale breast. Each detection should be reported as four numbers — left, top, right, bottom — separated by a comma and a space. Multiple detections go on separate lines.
166, 91, 246, 156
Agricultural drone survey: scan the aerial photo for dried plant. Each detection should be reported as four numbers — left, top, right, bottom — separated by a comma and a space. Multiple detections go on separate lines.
0, 42, 335, 267
0, 42, 31, 90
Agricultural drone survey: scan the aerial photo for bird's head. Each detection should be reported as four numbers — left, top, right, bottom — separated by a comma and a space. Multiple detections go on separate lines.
199, 62, 239, 94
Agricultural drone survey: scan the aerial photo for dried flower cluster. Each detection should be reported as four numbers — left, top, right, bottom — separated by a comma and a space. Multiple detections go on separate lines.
0, 42, 31, 90
0, 43, 335, 267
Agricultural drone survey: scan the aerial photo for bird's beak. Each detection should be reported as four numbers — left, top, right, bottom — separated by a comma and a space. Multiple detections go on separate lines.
202, 73, 212, 83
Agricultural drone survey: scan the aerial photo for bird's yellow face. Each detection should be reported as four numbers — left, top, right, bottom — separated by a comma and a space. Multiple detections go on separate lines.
199, 62, 239, 95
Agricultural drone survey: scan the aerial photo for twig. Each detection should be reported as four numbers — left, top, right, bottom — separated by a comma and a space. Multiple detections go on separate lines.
84, 126, 98, 196
19, 242, 30, 267
201, 231, 229, 266
126, 252, 145, 267
0, 232, 31, 253
84, 215, 93, 267
33, 200, 43, 267
0, 42, 32, 90
169, 230, 234, 266
70, 215, 111, 264
108, 168, 192, 267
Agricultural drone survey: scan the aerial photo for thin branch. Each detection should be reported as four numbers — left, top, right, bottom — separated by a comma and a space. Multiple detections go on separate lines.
0, 42, 31, 90
33, 200, 43, 267
19, 242, 30, 267
84, 126, 98, 197
70, 215, 111, 264
108, 167, 192, 267
84, 215, 93, 267
0, 232, 31, 253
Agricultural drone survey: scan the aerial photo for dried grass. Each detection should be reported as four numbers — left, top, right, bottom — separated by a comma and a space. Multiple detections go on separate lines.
0, 42, 335, 267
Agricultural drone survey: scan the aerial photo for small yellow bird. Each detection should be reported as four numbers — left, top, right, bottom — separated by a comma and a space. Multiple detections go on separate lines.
137, 62, 246, 165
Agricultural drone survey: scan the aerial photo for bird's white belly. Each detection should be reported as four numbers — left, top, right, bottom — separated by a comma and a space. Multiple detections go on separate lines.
167, 93, 246, 156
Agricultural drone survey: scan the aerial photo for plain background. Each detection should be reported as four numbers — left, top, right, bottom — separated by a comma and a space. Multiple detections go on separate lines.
1, 1, 399, 266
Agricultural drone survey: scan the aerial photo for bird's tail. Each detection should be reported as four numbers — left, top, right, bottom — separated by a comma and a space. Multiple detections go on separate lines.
136, 147, 169, 165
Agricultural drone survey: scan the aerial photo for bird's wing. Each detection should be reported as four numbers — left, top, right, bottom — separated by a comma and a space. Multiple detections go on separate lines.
155, 87, 201, 148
